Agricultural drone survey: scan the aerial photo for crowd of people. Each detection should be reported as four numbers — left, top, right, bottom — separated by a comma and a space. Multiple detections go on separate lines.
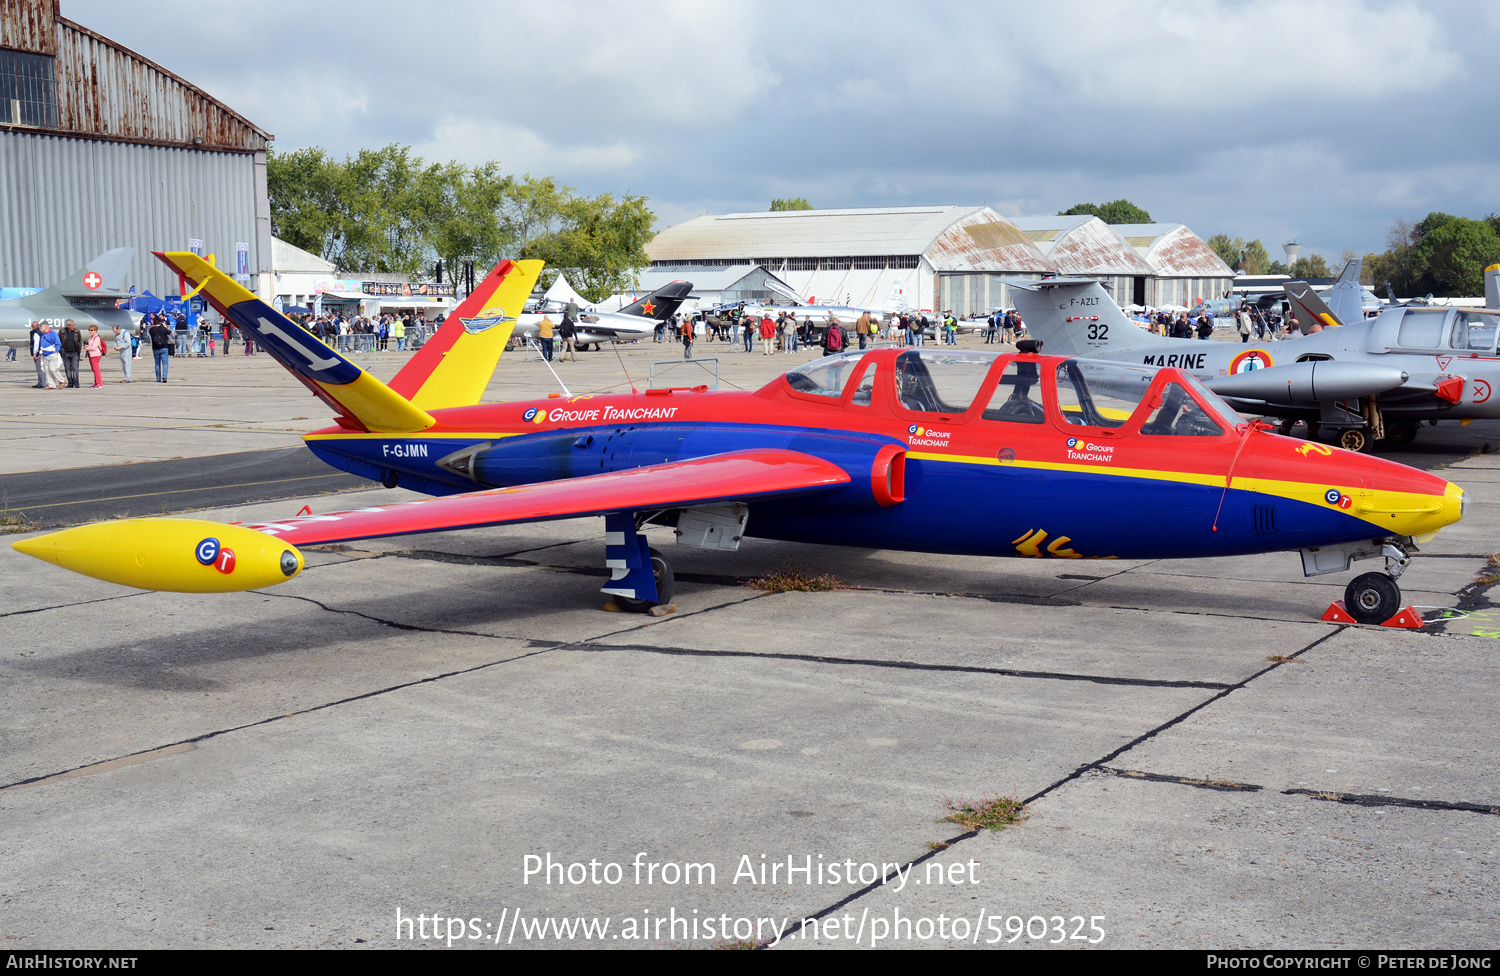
20, 309, 434, 389
1130, 305, 1291, 342
641, 306, 1013, 359
287, 311, 429, 353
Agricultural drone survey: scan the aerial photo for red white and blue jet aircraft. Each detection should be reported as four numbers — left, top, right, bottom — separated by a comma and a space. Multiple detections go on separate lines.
13, 254, 1468, 625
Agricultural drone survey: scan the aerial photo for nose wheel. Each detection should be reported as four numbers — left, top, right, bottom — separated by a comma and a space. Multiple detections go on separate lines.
1343, 572, 1401, 624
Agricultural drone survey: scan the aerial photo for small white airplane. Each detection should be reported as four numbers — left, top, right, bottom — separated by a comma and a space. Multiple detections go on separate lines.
513, 281, 693, 349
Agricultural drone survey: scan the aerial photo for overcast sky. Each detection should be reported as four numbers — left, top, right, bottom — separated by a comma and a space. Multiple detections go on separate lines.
67, 0, 1500, 261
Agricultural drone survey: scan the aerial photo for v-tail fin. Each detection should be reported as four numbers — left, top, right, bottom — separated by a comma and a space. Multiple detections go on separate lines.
153, 251, 435, 433
1324, 256, 1364, 325
1284, 280, 1343, 332
389, 259, 542, 410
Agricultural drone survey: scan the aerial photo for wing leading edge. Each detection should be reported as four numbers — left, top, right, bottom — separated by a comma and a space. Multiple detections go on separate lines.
241, 449, 852, 547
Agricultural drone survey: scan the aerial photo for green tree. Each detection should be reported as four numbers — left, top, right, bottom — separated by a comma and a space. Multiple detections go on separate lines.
1239, 239, 1271, 275
1289, 255, 1333, 278
266, 146, 342, 260
523, 193, 655, 301
267, 144, 657, 295
1207, 234, 1239, 268
1060, 199, 1151, 224
429, 161, 516, 290
1411, 215, 1500, 295
770, 198, 813, 211
1205, 235, 1270, 273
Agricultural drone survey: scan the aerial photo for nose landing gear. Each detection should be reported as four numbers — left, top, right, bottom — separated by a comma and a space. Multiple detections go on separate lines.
1343, 571, 1401, 624
1302, 538, 1423, 628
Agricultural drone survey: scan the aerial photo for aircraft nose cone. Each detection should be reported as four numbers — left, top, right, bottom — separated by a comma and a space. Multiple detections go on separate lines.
1353, 455, 1465, 539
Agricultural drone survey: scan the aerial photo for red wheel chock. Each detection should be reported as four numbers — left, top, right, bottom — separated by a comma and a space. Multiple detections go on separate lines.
1320, 601, 1423, 629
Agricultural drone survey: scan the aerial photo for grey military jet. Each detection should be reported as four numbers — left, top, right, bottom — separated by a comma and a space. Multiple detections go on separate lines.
0, 248, 138, 350
1010, 268, 1500, 453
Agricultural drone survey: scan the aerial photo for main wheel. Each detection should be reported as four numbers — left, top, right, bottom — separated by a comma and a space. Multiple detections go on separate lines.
616, 547, 675, 612
1383, 426, 1418, 447
1336, 427, 1371, 453
1344, 572, 1401, 624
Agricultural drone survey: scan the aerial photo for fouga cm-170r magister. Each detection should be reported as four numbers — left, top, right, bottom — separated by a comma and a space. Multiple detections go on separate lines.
13, 254, 1468, 625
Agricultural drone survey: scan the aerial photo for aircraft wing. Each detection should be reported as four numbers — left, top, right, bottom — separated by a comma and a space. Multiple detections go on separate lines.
241, 449, 851, 547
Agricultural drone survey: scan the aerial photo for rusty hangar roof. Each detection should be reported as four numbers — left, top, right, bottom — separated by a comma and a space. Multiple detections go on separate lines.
0, 0, 271, 151
1007, 215, 1155, 277
648, 206, 1054, 273
1110, 223, 1234, 278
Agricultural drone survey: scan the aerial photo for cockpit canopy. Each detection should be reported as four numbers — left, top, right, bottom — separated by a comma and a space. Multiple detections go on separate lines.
781, 349, 1245, 436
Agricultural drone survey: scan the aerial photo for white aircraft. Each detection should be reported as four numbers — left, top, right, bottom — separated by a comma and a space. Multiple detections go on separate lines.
513, 281, 692, 349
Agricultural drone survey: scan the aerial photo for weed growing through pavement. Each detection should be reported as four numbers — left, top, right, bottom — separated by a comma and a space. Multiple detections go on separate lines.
1265, 654, 1303, 663
940, 794, 1028, 832
747, 564, 843, 593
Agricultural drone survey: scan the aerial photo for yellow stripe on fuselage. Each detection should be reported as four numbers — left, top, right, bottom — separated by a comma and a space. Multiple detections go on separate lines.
910, 451, 1462, 538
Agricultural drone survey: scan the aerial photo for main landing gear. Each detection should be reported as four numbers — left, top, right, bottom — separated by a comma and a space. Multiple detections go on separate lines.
1300, 538, 1420, 626
600, 512, 676, 614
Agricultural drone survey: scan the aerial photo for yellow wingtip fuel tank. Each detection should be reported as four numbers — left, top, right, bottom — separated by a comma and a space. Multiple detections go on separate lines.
12, 518, 303, 593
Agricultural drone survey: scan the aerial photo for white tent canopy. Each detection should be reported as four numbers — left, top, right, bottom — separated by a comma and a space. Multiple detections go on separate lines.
544, 273, 596, 310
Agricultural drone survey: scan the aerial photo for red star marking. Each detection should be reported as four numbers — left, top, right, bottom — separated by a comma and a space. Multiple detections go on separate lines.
82, 272, 102, 290
640, 301, 656, 316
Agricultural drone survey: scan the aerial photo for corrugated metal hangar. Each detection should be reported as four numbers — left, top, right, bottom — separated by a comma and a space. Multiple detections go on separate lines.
0, 0, 271, 297
647, 206, 1233, 316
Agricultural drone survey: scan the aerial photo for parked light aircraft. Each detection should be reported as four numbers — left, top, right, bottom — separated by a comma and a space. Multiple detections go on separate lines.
0, 248, 137, 349
1011, 273, 1500, 453
12, 254, 1468, 626
513, 281, 693, 349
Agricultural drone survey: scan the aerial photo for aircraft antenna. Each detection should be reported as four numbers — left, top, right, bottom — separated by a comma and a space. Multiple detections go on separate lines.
1211, 420, 1272, 531
611, 340, 638, 394
529, 338, 572, 397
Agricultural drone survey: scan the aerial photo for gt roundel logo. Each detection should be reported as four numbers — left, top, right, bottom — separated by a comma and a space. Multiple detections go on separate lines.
522, 408, 539, 423
1066, 437, 1079, 448
1324, 488, 1353, 509
908, 424, 923, 435
195, 537, 220, 565
82, 271, 102, 290
1229, 349, 1273, 374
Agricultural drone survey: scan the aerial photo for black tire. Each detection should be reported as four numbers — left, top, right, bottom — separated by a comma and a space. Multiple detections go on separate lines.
1345, 572, 1401, 624
1276, 418, 1297, 437
616, 547, 675, 612
1383, 426, 1418, 447
1336, 427, 1371, 453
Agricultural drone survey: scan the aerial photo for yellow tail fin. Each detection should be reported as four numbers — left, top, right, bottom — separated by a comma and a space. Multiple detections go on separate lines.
389, 259, 543, 409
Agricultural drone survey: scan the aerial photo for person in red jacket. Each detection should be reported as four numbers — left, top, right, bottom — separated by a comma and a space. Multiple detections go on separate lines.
759, 314, 776, 355
85, 325, 106, 388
